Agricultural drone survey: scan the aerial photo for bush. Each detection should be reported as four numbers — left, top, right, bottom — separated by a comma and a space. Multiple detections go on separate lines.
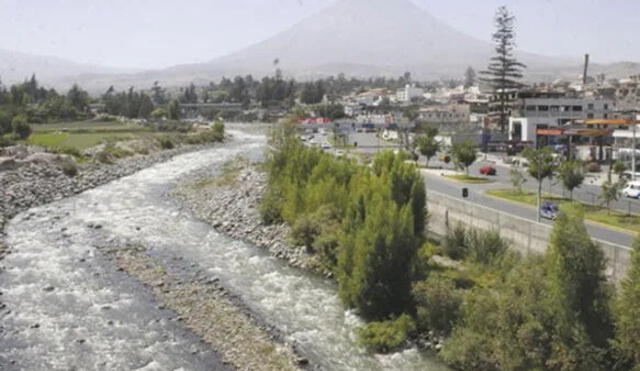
159, 137, 174, 149
444, 224, 468, 260
0, 136, 14, 148
356, 314, 416, 353
466, 229, 509, 266
413, 274, 463, 336
290, 213, 321, 250
12, 116, 32, 140
259, 187, 283, 224
60, 160, 78, 177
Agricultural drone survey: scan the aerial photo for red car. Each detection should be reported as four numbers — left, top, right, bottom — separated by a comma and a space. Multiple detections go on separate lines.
479, 166, 497, 176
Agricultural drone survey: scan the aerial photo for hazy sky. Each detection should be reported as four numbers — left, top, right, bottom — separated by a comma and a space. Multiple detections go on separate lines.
1, 0, 638, 69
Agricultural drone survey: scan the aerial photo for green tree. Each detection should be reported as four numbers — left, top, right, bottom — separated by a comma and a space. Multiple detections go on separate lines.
522, 147, 555, 222
168, 99, 181, 120
11, 114, 31, 139
464, 66, 476, 88
599, 180, 624, 215
67, 83, 89, 112
557, 160, 584, 201
509, 165, 526, 194
615, 236, 640, 368
545, 206, 614, 370
451, 141, 477, 175
415, 134, 440, 167
0, 110, 11, 135
480, 6, 526, 134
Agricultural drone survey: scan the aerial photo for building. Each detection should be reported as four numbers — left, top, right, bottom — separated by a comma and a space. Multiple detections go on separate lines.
508, 97, 616, 146
418, 104, 470, 124
396, 84, 424, 103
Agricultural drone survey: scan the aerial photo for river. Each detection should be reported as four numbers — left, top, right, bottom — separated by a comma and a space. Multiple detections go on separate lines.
0, 128, 447, 370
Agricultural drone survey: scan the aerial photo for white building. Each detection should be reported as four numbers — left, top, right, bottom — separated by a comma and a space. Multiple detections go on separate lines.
396, 84, 424, 103
509, 97, 615, 146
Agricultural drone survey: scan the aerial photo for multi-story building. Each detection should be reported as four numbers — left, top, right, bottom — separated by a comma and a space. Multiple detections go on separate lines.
396, 84, 424, 103
418, 104, 470, 124
508, 96, 616, 146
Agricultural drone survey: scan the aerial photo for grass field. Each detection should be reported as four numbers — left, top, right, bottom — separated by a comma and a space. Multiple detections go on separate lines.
26, 120, 162, 151
486, 188, 640, 233
444, 174, 493, 184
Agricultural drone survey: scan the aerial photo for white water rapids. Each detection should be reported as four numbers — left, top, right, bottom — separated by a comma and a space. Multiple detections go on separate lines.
0, 129, 448, 370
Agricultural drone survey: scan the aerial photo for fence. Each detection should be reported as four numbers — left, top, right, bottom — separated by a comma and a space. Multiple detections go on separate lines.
427, 190, 632, 281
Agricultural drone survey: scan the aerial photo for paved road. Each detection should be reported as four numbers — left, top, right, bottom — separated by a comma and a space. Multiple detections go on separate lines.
421, 169, 635, 248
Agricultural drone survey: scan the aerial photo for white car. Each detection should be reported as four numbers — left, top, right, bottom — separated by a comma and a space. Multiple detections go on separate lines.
622, 181, 640, 199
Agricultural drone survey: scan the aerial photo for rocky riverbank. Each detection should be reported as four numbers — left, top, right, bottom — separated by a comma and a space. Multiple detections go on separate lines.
172, 162, 330, 277
109, 244, 302, 371
0, 142, 216, 259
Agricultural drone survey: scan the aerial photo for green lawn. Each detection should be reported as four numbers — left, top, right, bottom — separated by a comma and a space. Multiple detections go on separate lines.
486, 189, 640, 233
27, 132, 152, 150
31, 119, 147, 133
444, 174, 493, 184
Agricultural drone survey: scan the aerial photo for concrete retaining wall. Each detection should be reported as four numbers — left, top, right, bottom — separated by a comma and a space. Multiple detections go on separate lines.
427, 190, 632, 281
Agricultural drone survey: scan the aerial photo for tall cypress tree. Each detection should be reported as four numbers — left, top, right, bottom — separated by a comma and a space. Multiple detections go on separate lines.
615, 236, 640, 368
545, 206, 614, 369
481, 6, 526, 134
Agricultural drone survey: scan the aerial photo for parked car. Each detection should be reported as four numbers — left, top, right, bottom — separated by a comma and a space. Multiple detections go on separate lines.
479, 165, 497, 176
622, 181, 640, 199
540, 202, 559, 220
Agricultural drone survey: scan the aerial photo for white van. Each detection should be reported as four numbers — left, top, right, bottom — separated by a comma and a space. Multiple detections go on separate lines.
622, 181, 640, 199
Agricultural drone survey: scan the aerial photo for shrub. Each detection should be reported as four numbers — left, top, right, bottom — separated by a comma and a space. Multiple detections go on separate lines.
290, 213, 321, 250
260, 187, 283, 224
444, 224, 468, 260
412, 274, 463, 336
356, 314, 416, 353
159, 137, 174, 149
0, 137, 14, 148
466, 229, 509, 266
11, 115, 32, 140
60, 160, 78, 177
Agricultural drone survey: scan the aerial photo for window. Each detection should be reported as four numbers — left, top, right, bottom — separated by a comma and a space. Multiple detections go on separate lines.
588, 103, 594, 110
604, 103, 609, 110
526, 105, 536, 111
538, 105, 549, 111
550, 106, 560, 112
587, 113, 594, 119
562, 106, 571, 112
573, 106, 583, 112
604, 114, 608, 119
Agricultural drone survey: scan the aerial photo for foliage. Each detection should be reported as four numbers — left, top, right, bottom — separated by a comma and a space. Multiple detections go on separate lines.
11, 114, 32, 139
444, 224, 468, 260
451, 141, 477, 174
441, 256, 551, 371
159, 137, 174, 149
413, 274, 463, 336
545, 206, 614, 369
613, 161, 627, 176
262, 123, 426, 321
523, 147, 556, 220
615, 236, 640, 368
0, 110, 11, 135
300, 81, 326, 104
356, 314, 416, 354
60, 159, 78, 177
168, 99, 181, 120
557, 160, 584, 200
464, 66, 476, 88
415, 133, 440, 167
315, 103, 346, 120
600, 180, 624, 215
480, 6, 526, 133
509, 165, 527, 193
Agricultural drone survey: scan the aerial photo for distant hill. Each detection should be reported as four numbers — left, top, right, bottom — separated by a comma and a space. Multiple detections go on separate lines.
0, 49, 127, 88
2, 0, 639, 91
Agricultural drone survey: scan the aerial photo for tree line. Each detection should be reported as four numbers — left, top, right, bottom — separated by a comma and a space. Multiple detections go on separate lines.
260, 121, 640, 370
